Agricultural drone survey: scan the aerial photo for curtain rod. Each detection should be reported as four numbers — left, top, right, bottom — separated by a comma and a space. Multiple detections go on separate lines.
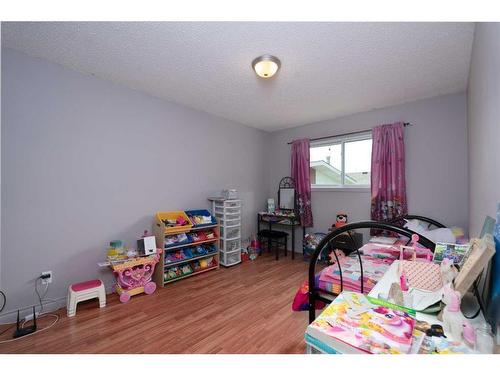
287, 122, 413, 145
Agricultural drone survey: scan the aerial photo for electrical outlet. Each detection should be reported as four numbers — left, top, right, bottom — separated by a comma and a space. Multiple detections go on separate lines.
40, 271, 52, 284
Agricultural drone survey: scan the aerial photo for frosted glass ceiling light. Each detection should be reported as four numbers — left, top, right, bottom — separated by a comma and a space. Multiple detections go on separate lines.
252, 55, 281, 78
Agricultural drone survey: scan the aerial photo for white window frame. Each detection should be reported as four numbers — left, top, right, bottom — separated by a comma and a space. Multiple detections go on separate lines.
310, 131, 372, 191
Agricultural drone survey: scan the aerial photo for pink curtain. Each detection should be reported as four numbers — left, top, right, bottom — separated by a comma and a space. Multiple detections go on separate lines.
370, 122, 407, 222
291, 139, 313, 227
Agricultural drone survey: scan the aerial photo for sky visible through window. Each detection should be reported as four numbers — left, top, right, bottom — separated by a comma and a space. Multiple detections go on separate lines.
310, 139, 372, 173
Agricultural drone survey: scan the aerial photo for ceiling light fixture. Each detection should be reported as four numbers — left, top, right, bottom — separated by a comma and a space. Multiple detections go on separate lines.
252, 55, 281, 78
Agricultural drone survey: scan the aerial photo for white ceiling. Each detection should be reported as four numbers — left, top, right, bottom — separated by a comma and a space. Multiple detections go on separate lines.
1, 22, 475, 131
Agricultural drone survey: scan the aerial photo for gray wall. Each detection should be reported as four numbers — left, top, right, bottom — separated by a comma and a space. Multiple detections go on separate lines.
467, 23, 500, 237
1, 48, 269, 319
267, 93, 469, 250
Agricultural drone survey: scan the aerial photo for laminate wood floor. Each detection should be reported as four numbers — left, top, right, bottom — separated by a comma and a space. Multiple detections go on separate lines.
0, 253, 310, 353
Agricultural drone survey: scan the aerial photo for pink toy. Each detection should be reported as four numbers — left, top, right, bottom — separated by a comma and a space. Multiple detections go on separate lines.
462, 322, 477, 348
442, 283, 474, 342
399, 271, 409, 292
176, 216, 188, 226
111, 250, 162, 303
410, 234, 433, 261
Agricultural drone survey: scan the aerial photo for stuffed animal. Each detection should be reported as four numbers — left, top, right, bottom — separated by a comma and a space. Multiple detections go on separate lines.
328, 249, 346, 264
442, 283, 475, 344
335, 213, 348, 228
440, 258, 459, 285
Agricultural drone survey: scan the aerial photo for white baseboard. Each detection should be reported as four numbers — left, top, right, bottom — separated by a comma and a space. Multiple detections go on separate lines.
0, 296, 66, 324
0, 282, 115, 324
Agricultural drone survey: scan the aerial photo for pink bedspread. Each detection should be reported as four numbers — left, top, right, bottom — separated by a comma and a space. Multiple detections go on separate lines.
316, 239, 433, 295
317, 255, 393, 295
360, 240, 433, 261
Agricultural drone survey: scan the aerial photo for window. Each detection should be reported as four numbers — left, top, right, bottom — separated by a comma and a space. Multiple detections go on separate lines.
310, 132, 372, 188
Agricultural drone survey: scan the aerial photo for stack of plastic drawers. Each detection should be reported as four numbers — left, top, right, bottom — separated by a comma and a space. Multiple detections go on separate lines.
208, 197, 242, 267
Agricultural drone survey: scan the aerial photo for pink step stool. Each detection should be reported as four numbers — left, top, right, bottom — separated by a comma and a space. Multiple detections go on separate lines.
67, 279, 106, 317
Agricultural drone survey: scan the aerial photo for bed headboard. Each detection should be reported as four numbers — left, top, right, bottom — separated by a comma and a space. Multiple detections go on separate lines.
388, 215, 447, 230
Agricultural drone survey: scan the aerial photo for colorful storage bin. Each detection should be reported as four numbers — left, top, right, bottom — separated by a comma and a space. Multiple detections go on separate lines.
156, 211, 193, 234
185, 209, 217, 228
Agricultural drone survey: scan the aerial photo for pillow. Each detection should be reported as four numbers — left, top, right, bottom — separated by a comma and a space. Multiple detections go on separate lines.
369, 236, 398, 245
404, 219, 456, 244
403, 219, 427, 234
425, 228, 456, 244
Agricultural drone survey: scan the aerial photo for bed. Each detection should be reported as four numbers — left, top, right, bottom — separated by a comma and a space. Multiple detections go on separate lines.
307, 220, 436, 323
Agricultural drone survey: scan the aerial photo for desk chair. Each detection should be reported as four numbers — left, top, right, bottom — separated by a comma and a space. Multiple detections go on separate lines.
258, 229, 289, 260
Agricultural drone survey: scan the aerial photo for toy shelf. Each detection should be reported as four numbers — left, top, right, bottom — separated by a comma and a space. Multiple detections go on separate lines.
163, 265, 219, 284
188, 224, 218, 231
164, 237, 219, 251
153, 212, 220, 287
163, 250, 219, 268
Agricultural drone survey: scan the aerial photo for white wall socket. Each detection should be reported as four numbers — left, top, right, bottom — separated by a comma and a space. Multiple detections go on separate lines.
41, 271, 52, 284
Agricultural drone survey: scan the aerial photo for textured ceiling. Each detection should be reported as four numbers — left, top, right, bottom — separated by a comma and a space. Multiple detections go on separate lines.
1, 22, 475, 131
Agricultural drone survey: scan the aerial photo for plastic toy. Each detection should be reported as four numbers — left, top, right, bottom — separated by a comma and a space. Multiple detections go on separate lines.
249, 235, 260, 259
181, 264, 193, 275
107, 240, 126, 260
409, 234, 433, 261
441, 283, 474, 342
475, 322, 494, 353
176, 216, 188, 226
111, 250, 162, 303
426, 324, 446, 338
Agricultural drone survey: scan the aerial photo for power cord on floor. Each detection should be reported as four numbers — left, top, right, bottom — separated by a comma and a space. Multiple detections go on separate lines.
0, 278, 60, 343
0, 313, 59, 344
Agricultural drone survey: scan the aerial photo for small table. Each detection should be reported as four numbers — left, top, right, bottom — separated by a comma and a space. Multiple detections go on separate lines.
257, 211, 304, 260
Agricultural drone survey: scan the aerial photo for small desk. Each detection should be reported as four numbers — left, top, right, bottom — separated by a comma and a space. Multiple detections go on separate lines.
257, 211, 305, 260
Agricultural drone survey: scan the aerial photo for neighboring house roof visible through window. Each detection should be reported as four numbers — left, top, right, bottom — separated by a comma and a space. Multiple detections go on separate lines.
310, 160, 357, 184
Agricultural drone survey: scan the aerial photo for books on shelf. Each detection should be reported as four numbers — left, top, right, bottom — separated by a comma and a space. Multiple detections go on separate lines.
306, 292, 416, 354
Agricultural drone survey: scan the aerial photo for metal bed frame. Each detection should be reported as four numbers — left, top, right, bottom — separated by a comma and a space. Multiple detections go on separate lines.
307, 220, 436, 323
388, 214, 447, 229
